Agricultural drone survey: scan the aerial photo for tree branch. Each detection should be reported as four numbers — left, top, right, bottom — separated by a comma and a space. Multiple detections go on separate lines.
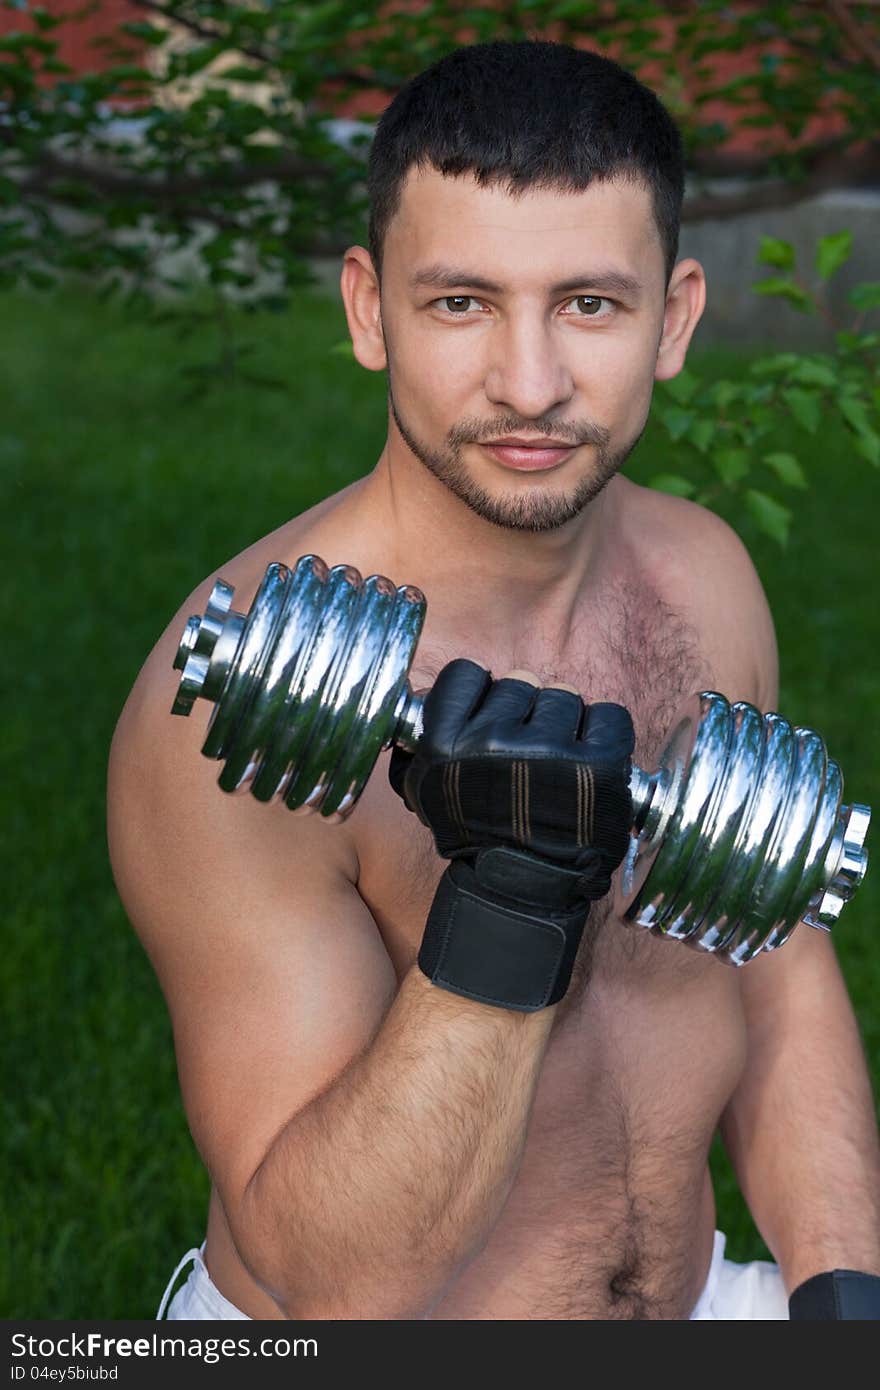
6, 123, 877, 228
129, 0, 277, 69
828, 0, 880, 69
128, 0, 403, 90
0, 142, 336, 199
682, 145, 880, 221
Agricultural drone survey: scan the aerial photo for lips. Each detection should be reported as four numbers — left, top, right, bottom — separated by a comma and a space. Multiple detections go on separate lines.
481, 442, 576, 470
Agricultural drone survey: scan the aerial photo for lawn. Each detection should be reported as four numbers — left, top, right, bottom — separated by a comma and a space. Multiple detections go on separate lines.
2, 283, 877, 1317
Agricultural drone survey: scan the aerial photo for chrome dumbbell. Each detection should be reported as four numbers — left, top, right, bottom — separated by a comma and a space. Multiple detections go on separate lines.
171, 555, 870, 966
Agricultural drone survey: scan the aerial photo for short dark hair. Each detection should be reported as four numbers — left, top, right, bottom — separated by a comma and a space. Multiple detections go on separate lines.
367, 39, 684, 287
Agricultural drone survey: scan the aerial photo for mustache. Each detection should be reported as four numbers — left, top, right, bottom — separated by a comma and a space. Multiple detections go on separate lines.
448, 417, 611, 449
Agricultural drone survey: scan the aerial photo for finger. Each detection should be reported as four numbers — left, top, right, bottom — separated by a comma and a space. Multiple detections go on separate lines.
464, 671, 540, 733
422, 658, 493, 753
388, 743, 414, 802
579, 701, 636, 760
526, 686, 585, 741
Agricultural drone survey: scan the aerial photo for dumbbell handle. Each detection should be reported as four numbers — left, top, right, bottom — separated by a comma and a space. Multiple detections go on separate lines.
173, 559, 869, 950
367, 679, 868, 932
394, 685, 658, 831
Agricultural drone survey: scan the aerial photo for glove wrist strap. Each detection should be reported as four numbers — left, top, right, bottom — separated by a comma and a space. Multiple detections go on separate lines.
418, 847, 589, 1012
788, 1270, 880, 1320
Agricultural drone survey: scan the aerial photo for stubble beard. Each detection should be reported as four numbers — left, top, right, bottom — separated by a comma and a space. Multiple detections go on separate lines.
387, 380, 645, 534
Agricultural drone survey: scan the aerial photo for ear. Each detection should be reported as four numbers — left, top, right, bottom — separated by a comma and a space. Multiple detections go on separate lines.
654, 258, 706, 382
339, 246, 387, 372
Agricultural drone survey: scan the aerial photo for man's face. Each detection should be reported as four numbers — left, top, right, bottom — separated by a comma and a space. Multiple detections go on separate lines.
377, 166, 671, 533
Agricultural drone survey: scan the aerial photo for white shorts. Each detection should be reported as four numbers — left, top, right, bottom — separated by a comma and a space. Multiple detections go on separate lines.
157, 1230, 789, 1320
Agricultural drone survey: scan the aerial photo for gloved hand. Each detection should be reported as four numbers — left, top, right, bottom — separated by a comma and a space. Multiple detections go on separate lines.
788, 1270, 880, 1319
389, 658, 634, 1011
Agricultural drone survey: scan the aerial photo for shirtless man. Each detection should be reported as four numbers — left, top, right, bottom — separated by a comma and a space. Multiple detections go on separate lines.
108, 40, 880, 1320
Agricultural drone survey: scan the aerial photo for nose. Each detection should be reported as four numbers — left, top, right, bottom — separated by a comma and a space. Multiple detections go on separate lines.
483, 314, 575, 420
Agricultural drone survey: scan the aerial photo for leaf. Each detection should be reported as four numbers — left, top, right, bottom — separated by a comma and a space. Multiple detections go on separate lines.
752, 277, 812, 312
853, 432, 880, 468
836, 330, 864, 353
657, 406, 695, 441
849, 282, 880, 313
329, 340, 355, 358
649, 474, 696, 498
713, 449, 750, 487
749, 353, 798, 378
757, 236, 795, 271
746, 490, 791, 547
850, 430, 878, 469
119, 21, 168, 46
781, 388, 821, 434
180, 42, 227, 76
688, 418, 715, 454
660, 367, 699, 405
786, 359, 837, 389
219, 66, 264, 83
838, 395, 874, 437
708, 380, 740, 410
816, 231, 853, 283
762, 452, 807, 489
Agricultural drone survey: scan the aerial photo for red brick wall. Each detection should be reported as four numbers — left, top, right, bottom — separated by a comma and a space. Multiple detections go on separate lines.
2, 1, 845, 152
317, 5, 846, 159
0, 0, 145, 96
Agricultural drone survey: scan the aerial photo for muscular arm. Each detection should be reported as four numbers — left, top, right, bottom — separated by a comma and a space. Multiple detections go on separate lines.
696, 515, 880, 1290
720, 928, 880, 1292
239, 967, 552, 1318
109, 594, 556, 1321
658, 496, 880, 1293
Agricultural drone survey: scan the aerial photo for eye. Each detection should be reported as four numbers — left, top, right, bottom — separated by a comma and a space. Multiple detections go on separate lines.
564, 295, 612, 318
435, 295, 482, 315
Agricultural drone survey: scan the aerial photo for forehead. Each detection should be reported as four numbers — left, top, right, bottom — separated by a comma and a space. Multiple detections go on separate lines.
384, 165, 664, 287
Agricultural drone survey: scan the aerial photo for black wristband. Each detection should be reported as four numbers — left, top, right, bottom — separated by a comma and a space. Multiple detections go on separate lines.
418, 847, 590, 1011
788, 1269, 880, 1320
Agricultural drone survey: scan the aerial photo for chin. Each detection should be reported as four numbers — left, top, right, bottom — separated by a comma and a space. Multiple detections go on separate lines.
459, 478, 610, 534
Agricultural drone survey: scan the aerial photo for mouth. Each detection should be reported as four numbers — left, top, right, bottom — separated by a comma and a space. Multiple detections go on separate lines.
479, 441, 577, 471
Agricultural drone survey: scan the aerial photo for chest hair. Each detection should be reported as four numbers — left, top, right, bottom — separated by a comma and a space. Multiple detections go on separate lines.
374, 576, 712, 989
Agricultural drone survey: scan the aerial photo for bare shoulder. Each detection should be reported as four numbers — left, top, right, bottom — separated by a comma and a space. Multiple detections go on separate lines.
615, 477, 778, 709
107, 479, 379, 943
107, 484, 400, 1202
109, 475, 367, 841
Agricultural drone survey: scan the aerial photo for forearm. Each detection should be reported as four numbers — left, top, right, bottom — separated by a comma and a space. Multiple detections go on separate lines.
236, 964, 555, 1318
720, 930, 880, 1292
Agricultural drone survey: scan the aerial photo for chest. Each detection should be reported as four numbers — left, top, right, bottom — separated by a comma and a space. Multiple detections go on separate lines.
351, 576, 716, 988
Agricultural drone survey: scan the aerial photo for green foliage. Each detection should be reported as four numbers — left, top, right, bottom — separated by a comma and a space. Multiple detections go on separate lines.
649, 234, 880, 545
2, 1, 879, 539
1, 0, 878, 313
816, 231, 854, 283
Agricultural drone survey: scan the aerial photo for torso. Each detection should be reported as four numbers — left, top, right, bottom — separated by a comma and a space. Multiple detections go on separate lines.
184, 475, 753, 1319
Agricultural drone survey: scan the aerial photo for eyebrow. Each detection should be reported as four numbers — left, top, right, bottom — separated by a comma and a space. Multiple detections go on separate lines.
410, 263, 643, 300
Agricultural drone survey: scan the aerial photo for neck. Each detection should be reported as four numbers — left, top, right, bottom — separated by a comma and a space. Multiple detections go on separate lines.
356, 438, 620, 655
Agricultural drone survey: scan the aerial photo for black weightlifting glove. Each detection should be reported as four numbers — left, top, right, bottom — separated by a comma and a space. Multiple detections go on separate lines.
788, 1270, 880, 1320
389, 658, 634, 1011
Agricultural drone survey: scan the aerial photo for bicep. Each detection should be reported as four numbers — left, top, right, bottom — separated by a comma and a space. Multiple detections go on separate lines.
168, 851, 396, 1211
108, 664, 398, 1212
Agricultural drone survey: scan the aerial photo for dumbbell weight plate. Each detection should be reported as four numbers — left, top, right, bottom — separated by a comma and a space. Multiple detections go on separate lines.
616, 691, 730, 937
172, 558, 869, 954
616, 691, 862, 963
189, 555, 427, 820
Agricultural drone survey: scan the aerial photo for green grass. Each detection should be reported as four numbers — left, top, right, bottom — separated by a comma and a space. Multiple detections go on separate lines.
2, 284, 877, 1316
